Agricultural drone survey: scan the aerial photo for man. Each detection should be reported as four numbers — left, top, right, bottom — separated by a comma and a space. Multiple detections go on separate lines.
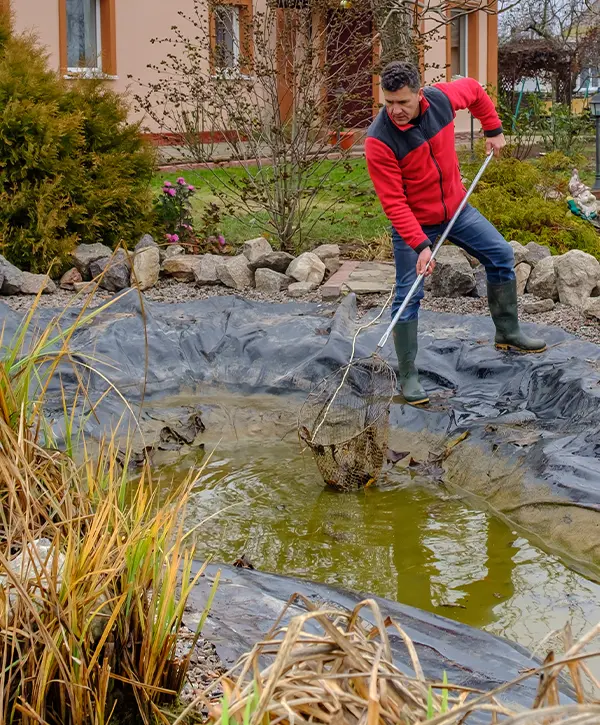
365, 61, 546, 406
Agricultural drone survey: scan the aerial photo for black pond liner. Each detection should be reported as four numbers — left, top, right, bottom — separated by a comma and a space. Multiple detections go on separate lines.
6, 290, 600, 712
12, 291, 600, 570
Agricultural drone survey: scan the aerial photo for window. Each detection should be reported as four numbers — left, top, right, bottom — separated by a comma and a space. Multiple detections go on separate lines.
450, 9, 468, 78
214, 5, 241, 70
66, 0, 101, 72
61, 0, 116, 78
580, 66, 600, 89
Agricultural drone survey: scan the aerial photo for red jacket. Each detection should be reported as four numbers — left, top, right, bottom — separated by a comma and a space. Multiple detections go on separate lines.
365, 78, 503, 252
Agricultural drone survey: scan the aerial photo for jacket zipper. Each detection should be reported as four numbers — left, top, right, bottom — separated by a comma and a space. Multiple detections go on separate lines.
427, 139, 447, 222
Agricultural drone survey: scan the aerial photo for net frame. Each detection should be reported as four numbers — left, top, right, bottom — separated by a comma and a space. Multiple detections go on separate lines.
298, 287, 397, 491
298, 354, 397, 491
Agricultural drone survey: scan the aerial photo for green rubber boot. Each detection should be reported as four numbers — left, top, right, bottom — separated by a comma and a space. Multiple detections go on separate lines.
487, 279, 547, 353
392, 320, 429, 405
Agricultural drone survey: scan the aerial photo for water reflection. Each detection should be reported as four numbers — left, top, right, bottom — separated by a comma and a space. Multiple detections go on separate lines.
159, 437, 600, 655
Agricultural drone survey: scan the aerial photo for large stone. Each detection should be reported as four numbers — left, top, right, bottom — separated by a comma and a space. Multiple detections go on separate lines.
459, 248, 481, 269
72, 243, 112, 279
524, 298, 555, 314
584, 297, 600, 321
255, 268, 291, 294
89, 255, 130, 292
523, 242, 552, 268
135, 234, 157, 252
242, 237, 272, 265
515, 263, 532, 295
194, 254, 222, 286
470, 265, 487, 298
509, 240, 528, 266
160, 244, 185, 263
0, 256, 21, 295
20, 272, 56, 295
0, 538, 66, 615
320, 285, 341, 302
312, 245, 341, 277
286, 252, 326, 286
89, 249, 130, 273
248, 251, 294, 274
132, 238, 160, 291
217, 255, 254, 290
555, 250, 600, 309
324, 257, 341, 276
526, 256, 558, 301
287, 281, 317, 298
72, 281, 95, 294
312, 244, 340, 261
430, 245, 475, 297
162, 256, 203, 282
60, 267, 82, 289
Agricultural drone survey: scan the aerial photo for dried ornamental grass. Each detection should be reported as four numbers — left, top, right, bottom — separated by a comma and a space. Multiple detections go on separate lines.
0, 278, 218, 724
178, 596, 600, 725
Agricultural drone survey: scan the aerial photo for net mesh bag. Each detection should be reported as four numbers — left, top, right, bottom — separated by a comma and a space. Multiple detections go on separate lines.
298, 356, 397, 492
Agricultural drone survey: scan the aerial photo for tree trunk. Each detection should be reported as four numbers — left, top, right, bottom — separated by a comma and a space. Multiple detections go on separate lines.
372, 0, 418, 68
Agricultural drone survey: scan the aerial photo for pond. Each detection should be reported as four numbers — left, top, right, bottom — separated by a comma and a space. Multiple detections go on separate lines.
150, 388, 600, 662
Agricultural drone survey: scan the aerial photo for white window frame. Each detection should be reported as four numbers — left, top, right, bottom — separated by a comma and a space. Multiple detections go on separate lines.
450, 10, 468, 79
214, 4, 241, 74
66, 0, 103, 77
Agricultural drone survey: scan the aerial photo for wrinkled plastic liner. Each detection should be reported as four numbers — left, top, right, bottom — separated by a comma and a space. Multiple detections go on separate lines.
4, 291, 600, 571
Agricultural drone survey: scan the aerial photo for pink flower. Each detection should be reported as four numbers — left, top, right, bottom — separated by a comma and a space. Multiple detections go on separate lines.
168, 187, 176, 197
177, 177, 186, 185
188, 185, 195, 191
218, 234, 226, 247
171, 233, 179, 242
163, 180, 172, 187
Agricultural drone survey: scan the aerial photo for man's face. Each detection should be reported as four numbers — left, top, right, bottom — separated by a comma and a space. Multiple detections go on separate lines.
384, 86, 422, 126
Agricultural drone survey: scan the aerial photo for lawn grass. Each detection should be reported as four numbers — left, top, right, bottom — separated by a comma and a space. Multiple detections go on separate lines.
153, 148, 600, 256
153, 159, 390, 251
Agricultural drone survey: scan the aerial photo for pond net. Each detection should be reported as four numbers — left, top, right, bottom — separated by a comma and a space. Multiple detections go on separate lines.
298, 356, 397, 492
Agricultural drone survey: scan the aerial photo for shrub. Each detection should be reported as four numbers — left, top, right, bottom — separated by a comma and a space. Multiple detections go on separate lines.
155, 178, 197, 247
0, 19, 156, 275
541, 103, 594, 158
535, 150, 587, 175
61, 80, 157, 252
466, 157, 600, 256
154, 178, 229, 253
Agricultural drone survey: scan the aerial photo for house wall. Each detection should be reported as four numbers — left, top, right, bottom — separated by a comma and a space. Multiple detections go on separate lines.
11, 0, 61, 71
112, 0, 198, 108
11, 0, 225, 132
375, 10, 499, 136
11, 1, 499, 138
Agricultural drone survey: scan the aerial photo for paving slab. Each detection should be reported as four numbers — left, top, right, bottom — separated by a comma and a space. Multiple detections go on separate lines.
320, 260, 395, 298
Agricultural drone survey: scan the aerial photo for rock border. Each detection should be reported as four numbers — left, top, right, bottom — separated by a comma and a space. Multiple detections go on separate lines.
5, 236, 600, 324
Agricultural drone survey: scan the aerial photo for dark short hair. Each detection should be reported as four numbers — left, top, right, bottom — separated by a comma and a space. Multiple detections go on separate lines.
380, 61, 421, 93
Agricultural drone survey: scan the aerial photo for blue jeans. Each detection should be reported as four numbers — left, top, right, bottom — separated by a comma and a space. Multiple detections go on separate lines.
391, 204, 515, 321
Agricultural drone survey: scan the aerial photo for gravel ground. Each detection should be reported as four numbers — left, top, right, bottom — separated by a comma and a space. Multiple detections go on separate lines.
175, 627, 225, 708
3, 277, 600, 345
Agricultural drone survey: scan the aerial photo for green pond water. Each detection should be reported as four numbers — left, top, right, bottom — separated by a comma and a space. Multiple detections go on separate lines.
150, 390, 600, 662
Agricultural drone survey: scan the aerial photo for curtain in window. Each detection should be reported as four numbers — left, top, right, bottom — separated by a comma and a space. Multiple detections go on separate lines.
66, 0, 98, 69
215, 6, 238, 69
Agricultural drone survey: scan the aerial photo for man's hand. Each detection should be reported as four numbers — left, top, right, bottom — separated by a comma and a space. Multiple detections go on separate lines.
486, 133, 506, 157
416, 247, 435, 277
